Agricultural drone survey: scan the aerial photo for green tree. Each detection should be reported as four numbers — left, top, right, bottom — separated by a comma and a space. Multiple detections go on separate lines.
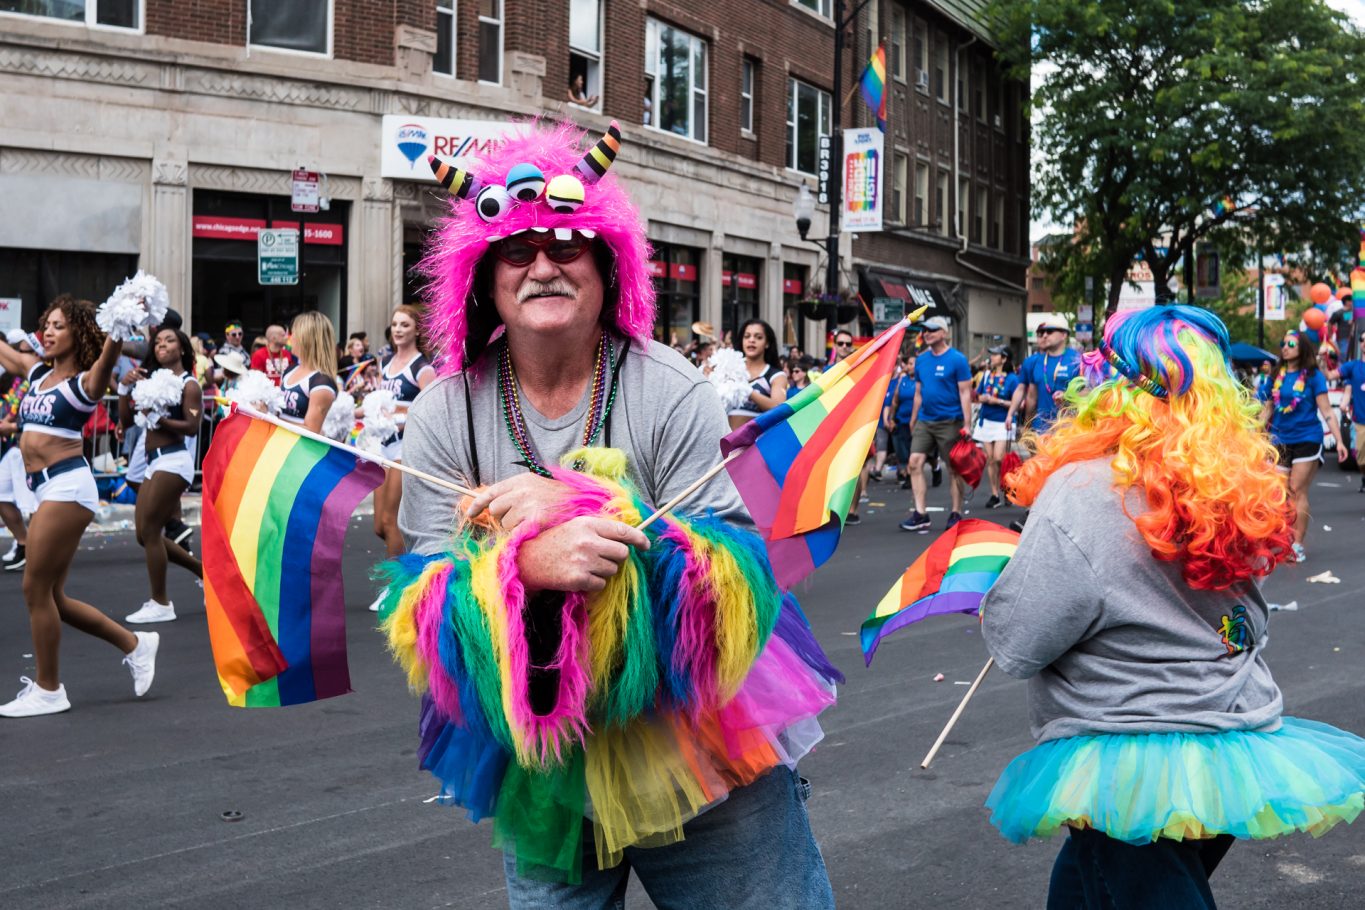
995, 0, 1365, 318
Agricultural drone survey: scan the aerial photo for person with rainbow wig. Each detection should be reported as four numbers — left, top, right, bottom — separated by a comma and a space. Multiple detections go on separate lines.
979, 305, 1365, 907
375, 120, 839, 906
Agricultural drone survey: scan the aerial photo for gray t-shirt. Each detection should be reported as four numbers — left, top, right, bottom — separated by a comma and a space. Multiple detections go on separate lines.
981, 458, 1283, 743
398, 339, 748, 557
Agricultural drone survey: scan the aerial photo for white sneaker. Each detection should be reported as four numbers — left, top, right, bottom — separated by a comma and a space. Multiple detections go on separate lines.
126, 600, 176, 623
2, 541, 15, 561
123, 632, 159, 697
0, 676, 71, 717
368, 590, 387, 613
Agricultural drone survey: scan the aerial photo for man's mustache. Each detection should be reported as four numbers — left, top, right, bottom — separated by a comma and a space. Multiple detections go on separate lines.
518, 280, 577, 303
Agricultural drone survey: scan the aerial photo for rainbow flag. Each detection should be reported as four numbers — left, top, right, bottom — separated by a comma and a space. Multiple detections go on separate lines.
721, 318, 909, 590
859, 45, 888, 131
860, 519, 1018, 665
201, 410, 384, 706
1353, 228, 1365, 339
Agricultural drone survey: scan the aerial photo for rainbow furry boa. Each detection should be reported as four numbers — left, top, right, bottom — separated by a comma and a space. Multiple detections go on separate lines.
376, 448, 842, 881
1012, 305, 1293, 589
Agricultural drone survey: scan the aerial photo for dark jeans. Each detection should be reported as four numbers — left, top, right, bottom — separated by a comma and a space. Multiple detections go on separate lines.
891, 424, 911, 468
1047, 827, 1235, 910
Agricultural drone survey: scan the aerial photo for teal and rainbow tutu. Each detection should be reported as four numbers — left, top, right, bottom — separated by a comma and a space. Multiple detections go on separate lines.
986, 717, 1365, 844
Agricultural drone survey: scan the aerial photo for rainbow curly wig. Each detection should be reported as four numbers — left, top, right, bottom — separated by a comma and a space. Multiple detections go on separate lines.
419, 120, 655, 371
1009, 305, 1293, 590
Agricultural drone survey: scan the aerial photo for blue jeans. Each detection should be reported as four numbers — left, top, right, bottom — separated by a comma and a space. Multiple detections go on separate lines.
503, 768, 834, 909
1047, 827, 1235, 909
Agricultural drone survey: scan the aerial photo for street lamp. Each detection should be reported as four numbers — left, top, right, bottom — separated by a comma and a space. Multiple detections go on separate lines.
794, 183, 815, 241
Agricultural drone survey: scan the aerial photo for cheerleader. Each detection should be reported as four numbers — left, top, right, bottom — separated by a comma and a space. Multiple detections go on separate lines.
120, 328, 204, 624
372, 305, 435, 558
981, 306, 1364, 906
0, 295, 158, 717
0, 331, 39, 572
278, 311, 338, 433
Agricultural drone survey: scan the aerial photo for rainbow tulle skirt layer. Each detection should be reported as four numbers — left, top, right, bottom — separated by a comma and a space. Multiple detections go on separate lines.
418, 605, 838, 883
986, 717, 1365, 845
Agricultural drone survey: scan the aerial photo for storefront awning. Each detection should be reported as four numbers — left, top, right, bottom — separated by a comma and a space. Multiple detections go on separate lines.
858, 268, 952, 320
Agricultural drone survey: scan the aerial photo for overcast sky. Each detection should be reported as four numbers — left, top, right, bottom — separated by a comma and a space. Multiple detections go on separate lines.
1029, 0, 1365, 243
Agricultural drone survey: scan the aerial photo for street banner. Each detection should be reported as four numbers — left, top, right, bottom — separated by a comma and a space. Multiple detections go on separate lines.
841, 128, 883, 232
258, 228, 299, 286
381, 116, 523, 180
1117, 260, 1155, 310
1263, 273, 1286, 320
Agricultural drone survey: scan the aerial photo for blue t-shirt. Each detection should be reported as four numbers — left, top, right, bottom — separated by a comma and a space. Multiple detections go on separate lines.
1018, 352, 1041, 387
914, 347, 972, 422
1339, 360, 1365, 422
1258, 368, 1328, 445
976, 371, 1020, 424
1026, 348, 1083, 429
889, 375, 917, 425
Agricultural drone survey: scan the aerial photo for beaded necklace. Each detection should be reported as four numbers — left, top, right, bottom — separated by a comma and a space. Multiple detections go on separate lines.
497, 332, 617, 477
1270, 368, 1307, 415
980, 370, 1007, 401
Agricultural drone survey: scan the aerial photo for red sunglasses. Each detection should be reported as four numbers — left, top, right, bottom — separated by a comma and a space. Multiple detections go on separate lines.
493, 231, 593, 267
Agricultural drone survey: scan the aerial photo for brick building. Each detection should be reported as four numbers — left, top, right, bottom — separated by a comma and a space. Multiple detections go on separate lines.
0, 0, 1026, 354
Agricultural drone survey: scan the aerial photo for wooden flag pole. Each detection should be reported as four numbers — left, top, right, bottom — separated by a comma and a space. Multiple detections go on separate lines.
920, 657, 994, 769
220, 400, 478, 499
636, 449, 742, 531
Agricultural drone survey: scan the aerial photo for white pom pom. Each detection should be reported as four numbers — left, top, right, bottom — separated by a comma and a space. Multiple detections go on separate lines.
705, 348, 754, 411
131, 368, 185, 427
356, 389, 399, 451
98, 270, 170, 341
226, 370, 284, 414
322, 393, 357, 442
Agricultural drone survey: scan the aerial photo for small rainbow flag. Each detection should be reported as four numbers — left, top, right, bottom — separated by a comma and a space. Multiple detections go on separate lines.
860, 519, 1018, 665
201, 409, 384, 706
859, 45, 887, 131
721, 316, 912, 590
1353, 228, 1365, 339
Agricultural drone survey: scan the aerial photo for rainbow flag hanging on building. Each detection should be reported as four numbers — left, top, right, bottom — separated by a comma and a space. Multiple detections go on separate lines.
860, 519, 1018, 665
721, 316, 912, 590
201, 410, 384, 706
859, 45, 888, 131
1353, 228, 1365, 341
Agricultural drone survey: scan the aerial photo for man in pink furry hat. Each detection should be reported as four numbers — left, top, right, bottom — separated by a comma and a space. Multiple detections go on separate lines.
386, 120, 839, 907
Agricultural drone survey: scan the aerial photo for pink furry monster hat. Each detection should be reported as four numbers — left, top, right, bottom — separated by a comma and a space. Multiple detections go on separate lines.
420, 119, 655, 372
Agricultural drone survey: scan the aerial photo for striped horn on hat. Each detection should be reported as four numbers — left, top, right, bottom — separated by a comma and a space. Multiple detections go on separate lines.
427, 155, 484, 199
574, 120, 622, 184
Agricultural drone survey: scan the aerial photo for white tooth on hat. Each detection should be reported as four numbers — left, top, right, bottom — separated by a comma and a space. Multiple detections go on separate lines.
529, 226, 549, 234
553, 228, 573, 241
486, 235, 504, 244
579, 228, 596, 239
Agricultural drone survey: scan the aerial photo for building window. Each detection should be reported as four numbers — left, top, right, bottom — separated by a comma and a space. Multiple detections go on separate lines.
249, 0, 330, 55
0, 0, 141, 29
740, 58, 756, 134
912, 18, 928, 92
935, 171, 948, 235
723, 253, 762, 340
786, 78, 831, 174
794, 0, 832, 17
990, 73, 1002, 129
646, 18, 708, 143
569, 0, 602, 108
974, 186, 987, 244
974, 62, 987, 122
933, 36, 948, 102
651, 241, 702, 343
433, 0, 456, 75
782, 262, 808, 348
957, 176, 968, 237
914, 162, 929, 227
890, 8, 906, 81
891, 153, 907, 223
478, 0, 503, 83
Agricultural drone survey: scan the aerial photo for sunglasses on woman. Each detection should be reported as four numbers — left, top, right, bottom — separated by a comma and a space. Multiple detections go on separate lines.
493, 231, 593, 267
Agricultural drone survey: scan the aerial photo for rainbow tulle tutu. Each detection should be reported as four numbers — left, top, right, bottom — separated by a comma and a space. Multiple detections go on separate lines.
986, 717, 1365, 844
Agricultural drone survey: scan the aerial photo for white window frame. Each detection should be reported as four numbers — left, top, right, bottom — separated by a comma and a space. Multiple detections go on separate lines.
890, 7, 906, 82
957, 176, 969, 238
479, 0, 504, 85
792, 0, 833, 19
740, 58, 756, 135
569, 0, 603, 110
890, 152, 907, 224
0, 0, 145, 33
993, 192, 1005, 249
974, 185, 988, 245
913, 160, 929, 227
645, 18, 709, 145
433, 0, 457, 77
935, 171, 948, 236
785, 77, 832, 175
912, 17, 928, 93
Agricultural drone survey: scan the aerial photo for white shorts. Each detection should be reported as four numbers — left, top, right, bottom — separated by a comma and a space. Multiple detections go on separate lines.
147, 446, 195, 485
32, 464, 99, 515
973, 418, 1011, 443
0, 447, 38, 515
381, 438, 403, 462
126, 433, 147, 484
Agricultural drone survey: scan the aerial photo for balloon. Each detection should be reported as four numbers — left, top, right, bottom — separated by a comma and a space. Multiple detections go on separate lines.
1337, 287, 1352, 300
1309, 282, 1332, 304
1303, 328, 1322, 344
1303, 307, 1326, 331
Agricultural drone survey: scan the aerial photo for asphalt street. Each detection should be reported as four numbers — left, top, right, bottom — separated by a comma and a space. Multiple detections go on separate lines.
1, 465, 1363, 909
